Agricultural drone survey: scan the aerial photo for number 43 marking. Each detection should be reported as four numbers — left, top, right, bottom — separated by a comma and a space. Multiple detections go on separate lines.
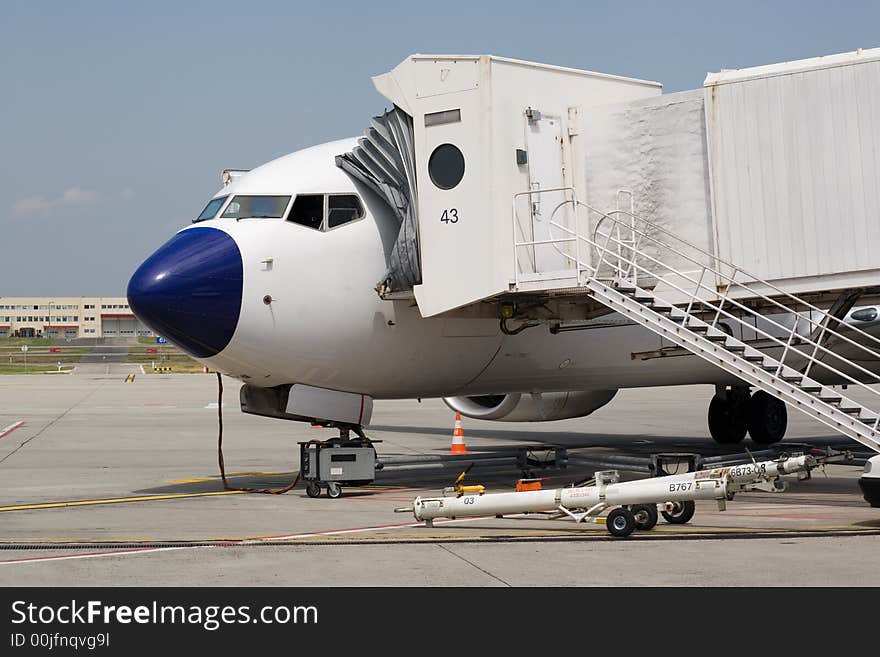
440, 208, 459, 224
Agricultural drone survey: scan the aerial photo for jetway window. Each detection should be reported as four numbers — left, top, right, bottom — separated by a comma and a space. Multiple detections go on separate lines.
220, 195, 291, 219
287, 194, 324, 230
327, 195, 364, 229
194, 195, 228, 222
428, 143, 465, 190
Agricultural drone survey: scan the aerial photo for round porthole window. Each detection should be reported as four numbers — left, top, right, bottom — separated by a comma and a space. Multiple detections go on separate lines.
428, 143, 465, 190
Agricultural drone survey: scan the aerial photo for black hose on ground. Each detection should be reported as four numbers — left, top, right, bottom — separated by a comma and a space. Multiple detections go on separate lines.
217, 372, 300, 494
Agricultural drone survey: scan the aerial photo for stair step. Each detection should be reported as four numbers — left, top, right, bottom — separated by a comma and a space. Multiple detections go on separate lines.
781, 375, 803, 383
800, 385, 821, 393
840, 407, 863, 414
744, 354, 765, 362
616, 285, 636, 294
652, 305, 673, 313
634, 295, 654, 303
818, 395, 842, 404
726, 344, 747, 352
669, 315, 686, 323
689, 325, 709, 333
707, 334, 729, 342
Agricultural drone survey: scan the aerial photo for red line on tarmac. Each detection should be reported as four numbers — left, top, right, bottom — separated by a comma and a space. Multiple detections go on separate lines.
0, 421, 25, 440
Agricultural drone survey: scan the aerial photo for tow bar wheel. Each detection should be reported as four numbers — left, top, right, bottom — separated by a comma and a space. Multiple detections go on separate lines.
629, 504, 659, 530
661, 500, 696, 524
606, 507, 636, 537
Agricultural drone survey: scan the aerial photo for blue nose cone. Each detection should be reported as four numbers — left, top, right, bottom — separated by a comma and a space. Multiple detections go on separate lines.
127, 227, 243, 358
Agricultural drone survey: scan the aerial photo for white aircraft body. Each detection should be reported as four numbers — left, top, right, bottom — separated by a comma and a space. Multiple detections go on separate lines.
127, 139, 880, 448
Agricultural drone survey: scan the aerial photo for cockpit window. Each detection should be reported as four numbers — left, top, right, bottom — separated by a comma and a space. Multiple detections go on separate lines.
195, 195, 228, 222
328, 195, 365, 228
286, 193, 364, 231
220, 195, 291, 219
287, 194, 324, 230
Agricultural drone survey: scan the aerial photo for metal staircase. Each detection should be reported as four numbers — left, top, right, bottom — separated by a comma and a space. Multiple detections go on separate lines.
512, 189, 880, 453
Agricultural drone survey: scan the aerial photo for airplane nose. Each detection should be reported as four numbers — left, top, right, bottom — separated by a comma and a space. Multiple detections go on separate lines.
127, 227, 243, 358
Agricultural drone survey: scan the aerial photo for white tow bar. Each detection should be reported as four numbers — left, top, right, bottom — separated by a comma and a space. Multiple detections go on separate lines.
401, 453, 844, 537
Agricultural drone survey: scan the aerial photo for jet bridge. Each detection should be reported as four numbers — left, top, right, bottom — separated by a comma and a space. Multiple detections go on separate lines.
340, 48, 880, 316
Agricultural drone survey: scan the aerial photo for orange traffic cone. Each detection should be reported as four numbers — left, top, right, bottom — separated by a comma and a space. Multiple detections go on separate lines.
449, 412, 468, 454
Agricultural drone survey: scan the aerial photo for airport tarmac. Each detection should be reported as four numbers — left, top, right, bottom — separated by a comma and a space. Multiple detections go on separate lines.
0, 370, 878, 586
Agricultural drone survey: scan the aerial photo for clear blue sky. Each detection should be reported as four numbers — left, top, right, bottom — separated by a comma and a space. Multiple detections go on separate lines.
2, 0, 878, 295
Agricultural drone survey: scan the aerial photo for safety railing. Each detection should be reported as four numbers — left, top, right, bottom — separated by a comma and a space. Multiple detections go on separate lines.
511, 188, 880, 429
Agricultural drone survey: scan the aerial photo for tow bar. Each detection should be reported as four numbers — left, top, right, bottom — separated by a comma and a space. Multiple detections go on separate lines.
396, 449, 852, 537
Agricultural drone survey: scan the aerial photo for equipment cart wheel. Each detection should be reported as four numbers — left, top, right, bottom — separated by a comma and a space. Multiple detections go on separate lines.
306, 482, 321, 498
327, 483, 343, 499
629, 504, 659, 530
661, 500, 695, 525
606, 507, 636, 537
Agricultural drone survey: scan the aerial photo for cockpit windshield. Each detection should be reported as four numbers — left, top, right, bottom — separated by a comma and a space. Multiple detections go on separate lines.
220, 195, 291, 219
194, 195, 228, 222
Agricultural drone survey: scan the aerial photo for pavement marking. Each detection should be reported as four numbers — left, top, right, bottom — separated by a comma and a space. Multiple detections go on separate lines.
0, 518, 491, 566
0, 490, 245, 513
0, 421, 25, 440
247, 516, 498, 543
0, 546, 192, 566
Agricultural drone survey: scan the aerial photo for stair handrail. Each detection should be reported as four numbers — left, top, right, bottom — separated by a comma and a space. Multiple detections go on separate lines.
581, 225, 880, 426
590, 228, 880, 428
586, 209, 880, 370
512, 190, 880, 393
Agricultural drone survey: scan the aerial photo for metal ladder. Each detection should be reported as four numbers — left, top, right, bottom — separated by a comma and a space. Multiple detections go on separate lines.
513, 192, 880, 453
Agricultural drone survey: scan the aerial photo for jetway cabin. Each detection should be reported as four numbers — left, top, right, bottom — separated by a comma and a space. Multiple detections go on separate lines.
338, 49, 880, 319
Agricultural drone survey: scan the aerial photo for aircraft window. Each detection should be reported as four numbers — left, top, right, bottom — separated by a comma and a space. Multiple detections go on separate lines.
220, 195, 291, 219
195, 195, 228, 222
327, 195, 364, 229
287, 194, 324, 230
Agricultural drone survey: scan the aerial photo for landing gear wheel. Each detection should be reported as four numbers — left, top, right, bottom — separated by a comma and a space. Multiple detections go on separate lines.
661, 500, 695, 525
629, 504, 659, 530
305, 482, 321, 498
606, 507, 636, 537
708, 391, 748, 444
747, 390, 787, 444
326, 483, 342, 499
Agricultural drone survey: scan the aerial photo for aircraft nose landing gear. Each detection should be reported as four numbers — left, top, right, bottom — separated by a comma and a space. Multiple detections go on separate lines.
709, 386, 787, 445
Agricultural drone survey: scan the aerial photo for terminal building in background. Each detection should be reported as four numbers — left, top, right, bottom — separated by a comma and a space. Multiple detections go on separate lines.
0, 297, 154, 339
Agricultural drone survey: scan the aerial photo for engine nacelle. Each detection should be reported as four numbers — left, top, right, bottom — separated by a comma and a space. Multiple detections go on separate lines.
443, 390, 618, 422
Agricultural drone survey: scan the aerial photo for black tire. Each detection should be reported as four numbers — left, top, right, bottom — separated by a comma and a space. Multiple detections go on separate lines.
327, 484, 342, 499
708, 393, 748, 444
606, 507, 636, 537
661, 500, 696, 525
305, 482, 321, 498
748, 390, 787, 444
629, 504, 659, 530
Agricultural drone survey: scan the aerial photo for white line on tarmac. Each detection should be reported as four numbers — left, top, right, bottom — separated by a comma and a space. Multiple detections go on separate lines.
0, 546, 191, 566
247, 516, 491, 543
0, 517, 491, 566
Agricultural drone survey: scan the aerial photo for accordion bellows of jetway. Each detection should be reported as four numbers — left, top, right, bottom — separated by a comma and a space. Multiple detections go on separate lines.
339, 48, 880, 317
